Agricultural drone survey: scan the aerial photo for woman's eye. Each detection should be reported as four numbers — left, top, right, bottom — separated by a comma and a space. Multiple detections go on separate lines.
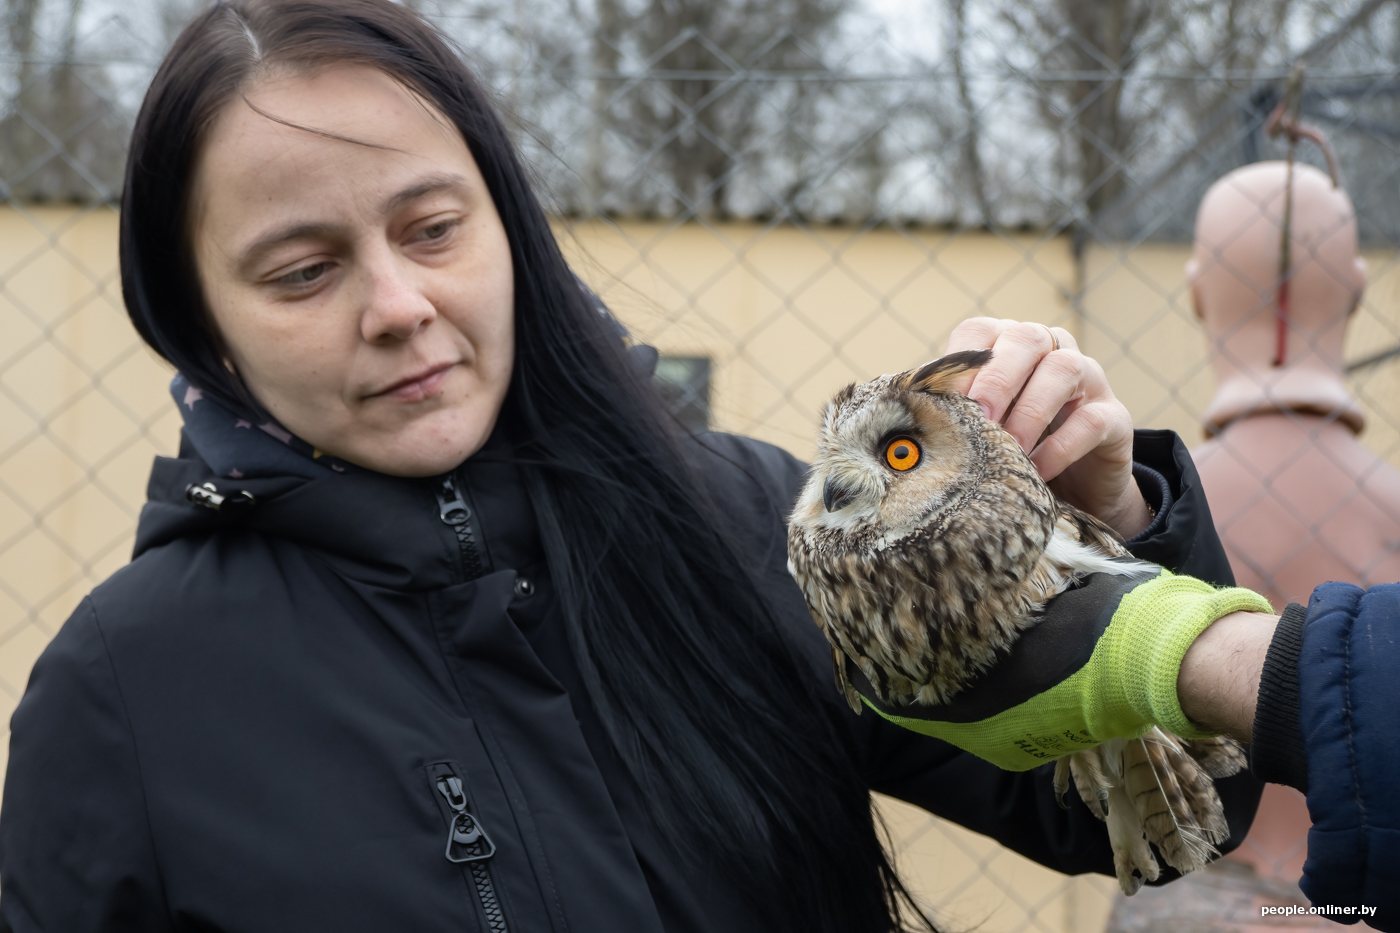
277, 262, 329, 286
885, 437, 921, 471
415, 220, 456, 242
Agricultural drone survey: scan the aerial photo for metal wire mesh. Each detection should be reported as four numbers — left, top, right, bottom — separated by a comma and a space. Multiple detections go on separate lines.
5, 0, 1400, 928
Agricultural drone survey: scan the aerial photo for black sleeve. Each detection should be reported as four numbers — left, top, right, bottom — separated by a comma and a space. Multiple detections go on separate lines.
1124, 429, 1235, 585
1249, 603, 1308, 791
0, 600, 174, 932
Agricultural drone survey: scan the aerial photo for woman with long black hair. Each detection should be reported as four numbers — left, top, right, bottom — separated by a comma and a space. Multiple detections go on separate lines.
0, 1, 1265, 930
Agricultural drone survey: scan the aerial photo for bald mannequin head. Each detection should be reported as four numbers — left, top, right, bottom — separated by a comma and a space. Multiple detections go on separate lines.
1189, 161, 1367, 433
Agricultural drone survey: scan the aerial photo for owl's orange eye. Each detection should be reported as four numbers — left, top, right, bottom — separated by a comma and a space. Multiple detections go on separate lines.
885, 437, 921, 471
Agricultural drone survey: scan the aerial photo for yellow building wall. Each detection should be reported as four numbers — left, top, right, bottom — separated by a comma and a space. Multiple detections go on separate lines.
4, 206, 1400, 930
0, 204, 184, 742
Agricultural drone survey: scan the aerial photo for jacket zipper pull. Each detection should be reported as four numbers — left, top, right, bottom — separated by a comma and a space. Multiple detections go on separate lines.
434, 475, 485, 580
436, 477, 471, 527
435, 775, 497, 863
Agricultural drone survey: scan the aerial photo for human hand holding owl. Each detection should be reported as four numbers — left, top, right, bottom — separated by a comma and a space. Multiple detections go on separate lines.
942, 317, 1153, 539
786, 345, 1272, 896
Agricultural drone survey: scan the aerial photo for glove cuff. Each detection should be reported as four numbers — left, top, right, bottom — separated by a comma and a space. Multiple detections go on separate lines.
1106, 571, 1274, 739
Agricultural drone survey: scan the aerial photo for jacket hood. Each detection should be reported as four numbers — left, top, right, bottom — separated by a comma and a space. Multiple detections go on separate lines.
169, 373, 359, 480
134, 376, 464, 591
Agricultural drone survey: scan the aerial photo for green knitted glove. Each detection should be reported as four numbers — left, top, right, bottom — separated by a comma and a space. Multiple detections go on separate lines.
849, 570, 1273, 772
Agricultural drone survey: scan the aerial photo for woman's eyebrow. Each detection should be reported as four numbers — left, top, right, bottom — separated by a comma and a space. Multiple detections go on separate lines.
383, 172, 471, 212
235, 174, 472, 272
237, 222, 340, 273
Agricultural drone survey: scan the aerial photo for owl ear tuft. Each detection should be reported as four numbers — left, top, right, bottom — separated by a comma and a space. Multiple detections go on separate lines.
904, 349, 992, 395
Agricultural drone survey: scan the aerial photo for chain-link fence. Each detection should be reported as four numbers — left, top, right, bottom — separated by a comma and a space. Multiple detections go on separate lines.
6, 0, 1400, 928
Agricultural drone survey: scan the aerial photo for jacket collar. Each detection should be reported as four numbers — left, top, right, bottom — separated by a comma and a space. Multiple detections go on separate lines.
138, 375, 542, 592
135, 437, 461, 591
141, 377, 454, 588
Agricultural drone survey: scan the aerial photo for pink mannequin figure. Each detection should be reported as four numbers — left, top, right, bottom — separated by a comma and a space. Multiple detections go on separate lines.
1192, 162, 1400, 608
1108, 161, 1399, 932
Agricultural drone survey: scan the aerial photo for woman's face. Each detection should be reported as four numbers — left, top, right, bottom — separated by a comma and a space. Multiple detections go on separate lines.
190, 64, 514, 477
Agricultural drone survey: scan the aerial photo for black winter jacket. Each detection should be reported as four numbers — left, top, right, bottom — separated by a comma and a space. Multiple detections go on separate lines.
0, 427, 1261, 932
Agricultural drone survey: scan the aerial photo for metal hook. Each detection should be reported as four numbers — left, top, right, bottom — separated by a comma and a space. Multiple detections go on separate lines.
1262, 62, 1344, 367
1264, 63, 1340, 188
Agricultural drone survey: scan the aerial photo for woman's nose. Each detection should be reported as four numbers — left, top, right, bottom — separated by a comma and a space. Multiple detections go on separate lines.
360, 252, 437, 344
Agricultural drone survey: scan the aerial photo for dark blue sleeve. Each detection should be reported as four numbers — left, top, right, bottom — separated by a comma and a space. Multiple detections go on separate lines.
1294, 582, 1400, 932
0, 599, 173, 932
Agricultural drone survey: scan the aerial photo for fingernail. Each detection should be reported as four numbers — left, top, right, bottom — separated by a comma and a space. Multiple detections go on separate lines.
978, 401, 992, 420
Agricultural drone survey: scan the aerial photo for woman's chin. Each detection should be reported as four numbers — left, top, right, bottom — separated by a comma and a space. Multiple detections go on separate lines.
322, 410, 498, 478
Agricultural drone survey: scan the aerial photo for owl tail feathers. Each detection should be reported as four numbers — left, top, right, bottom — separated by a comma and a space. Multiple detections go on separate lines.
1120, 729, 1229, 874
1067, 728, 1233, 895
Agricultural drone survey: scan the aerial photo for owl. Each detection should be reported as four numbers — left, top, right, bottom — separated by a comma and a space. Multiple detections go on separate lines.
786, 349, 1245, 895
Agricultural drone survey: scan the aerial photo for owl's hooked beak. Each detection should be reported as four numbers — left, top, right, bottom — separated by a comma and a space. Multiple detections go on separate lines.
823, 475, 858, 513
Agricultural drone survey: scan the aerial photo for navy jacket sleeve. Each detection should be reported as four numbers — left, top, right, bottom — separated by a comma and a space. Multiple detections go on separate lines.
703, 428, 1263, 882
0, 599, 173, 933
1268, 583, 1400, 932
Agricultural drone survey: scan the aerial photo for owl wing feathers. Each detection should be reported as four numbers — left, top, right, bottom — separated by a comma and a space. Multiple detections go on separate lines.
1055, 499, 1132, 559
831, 645, 862, 713
1182, 735, 1248, 778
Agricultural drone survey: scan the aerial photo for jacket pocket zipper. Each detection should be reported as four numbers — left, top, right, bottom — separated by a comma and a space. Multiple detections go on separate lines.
436, 475, 485, 581
432, 763, 509, 933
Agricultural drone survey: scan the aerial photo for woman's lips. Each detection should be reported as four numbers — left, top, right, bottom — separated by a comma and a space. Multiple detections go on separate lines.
372, 362, 455, 402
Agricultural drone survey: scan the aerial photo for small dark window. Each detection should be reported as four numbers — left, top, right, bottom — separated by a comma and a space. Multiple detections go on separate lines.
655, 356, 711, 434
